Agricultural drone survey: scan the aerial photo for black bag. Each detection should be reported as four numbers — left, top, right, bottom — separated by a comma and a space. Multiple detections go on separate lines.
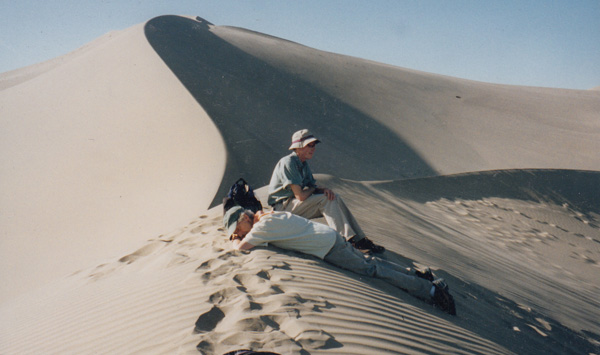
223, 178, 263, 213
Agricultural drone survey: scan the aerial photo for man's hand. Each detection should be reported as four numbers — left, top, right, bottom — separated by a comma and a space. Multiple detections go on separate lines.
230, 234, 244, 241
315, 187, 335, 200
292, 184, 335, 201
231, 237, 255, 251
322, 188, 335, 201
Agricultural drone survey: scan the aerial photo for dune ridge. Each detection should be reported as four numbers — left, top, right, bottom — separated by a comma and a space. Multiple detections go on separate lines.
1, 14, 599, 354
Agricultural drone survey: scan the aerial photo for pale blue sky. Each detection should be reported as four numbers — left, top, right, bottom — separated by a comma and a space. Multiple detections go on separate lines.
0, 0, 598, 89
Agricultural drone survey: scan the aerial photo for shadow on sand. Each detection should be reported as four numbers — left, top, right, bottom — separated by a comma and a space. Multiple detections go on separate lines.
144, 15, 436, 206
324, 169, 600, 354
145, 15, 599, 354
374, 169, 600, 216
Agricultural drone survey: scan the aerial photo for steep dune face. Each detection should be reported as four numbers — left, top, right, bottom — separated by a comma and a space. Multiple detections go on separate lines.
145, 16, 599, 204
144, 16, 436, 205
0, 23, 224, 302
213, 26, 600, 173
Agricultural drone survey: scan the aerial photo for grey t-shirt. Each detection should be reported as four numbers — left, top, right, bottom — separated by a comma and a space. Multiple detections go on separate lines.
267, 152, 317, 206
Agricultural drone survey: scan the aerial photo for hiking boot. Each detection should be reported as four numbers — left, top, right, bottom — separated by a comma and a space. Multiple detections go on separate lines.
432, 279, 456, 315
350, 237, 385, 254
415, 267, 434, 282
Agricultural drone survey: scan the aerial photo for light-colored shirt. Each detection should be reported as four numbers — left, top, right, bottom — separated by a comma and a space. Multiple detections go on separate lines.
243, 212, 336, 259
268, 152, 317, 206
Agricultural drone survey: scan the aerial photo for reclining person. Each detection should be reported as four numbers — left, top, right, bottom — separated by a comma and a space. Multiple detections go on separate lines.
268, 129, 385, 253
224, 206, 456, 315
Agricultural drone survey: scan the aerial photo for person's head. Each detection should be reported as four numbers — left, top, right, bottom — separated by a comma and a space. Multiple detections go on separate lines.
223, 206, 255, 238
288, 129, 320, 162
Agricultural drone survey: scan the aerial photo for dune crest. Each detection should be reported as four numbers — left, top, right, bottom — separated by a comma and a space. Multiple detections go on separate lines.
0, 21, 225, 302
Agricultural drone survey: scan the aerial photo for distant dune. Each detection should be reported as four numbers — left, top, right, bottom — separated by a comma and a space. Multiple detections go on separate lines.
1, 15, 599, 354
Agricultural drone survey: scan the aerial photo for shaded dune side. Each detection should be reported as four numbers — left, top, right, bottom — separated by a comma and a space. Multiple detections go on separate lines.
144, 15, 436, 205
213, 25, 600, 175
319, 169, 599, 343
145, 15, 600, 207
378, 169, 600, 214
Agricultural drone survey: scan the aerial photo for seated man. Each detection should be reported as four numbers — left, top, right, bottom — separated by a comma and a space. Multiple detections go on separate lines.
268, 129, 384, 253
224, 206, 456, 315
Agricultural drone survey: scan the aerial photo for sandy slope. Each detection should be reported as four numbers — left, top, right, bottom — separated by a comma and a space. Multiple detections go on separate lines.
0, 22, 225, 302
1, 14, 599, 355
1, 171, 598, 354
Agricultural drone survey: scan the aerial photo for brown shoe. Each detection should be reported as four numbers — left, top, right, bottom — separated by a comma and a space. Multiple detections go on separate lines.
350, 237, 385, 254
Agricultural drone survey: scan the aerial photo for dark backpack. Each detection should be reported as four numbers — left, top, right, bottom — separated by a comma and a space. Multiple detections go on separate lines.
223, 178, 263, 213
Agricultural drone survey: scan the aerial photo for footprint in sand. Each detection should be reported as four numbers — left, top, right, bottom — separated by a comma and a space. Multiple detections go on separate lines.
88, 263, 119, 280
549, 223, 569, 233
570, 251, 597, 265
209, 287, 242, 305
118, 240, 168, 264
194, 305, 226, 333
190, 221, 217, 235
233, 272, 285, 297
193, 263, 342, 354
190, 224, 206, 234
527, 324, 548, 337
197, 263, 236, 285
535, 317, 552, 331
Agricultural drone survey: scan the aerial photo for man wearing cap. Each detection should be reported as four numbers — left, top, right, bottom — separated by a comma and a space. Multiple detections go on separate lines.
223, 206, 457, 315
268, 129, 384, 253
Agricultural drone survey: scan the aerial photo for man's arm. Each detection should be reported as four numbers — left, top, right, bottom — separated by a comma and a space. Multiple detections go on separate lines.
291, 184, 335, 201
231, 236, 255, 250
290, 184, 316, 201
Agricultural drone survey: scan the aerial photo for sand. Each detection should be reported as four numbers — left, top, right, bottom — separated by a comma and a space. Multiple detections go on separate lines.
1, 15, 598, 354
0, 23, 225, 302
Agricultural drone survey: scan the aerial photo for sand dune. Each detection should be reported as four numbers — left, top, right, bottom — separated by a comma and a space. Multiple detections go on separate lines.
1, 14, 599, 354
145, 16, 600, 203
0, 22, 224, 302
1, 171, 598, 354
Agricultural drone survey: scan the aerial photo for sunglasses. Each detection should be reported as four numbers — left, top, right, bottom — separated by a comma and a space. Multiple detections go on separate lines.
306, 142, 317, 148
